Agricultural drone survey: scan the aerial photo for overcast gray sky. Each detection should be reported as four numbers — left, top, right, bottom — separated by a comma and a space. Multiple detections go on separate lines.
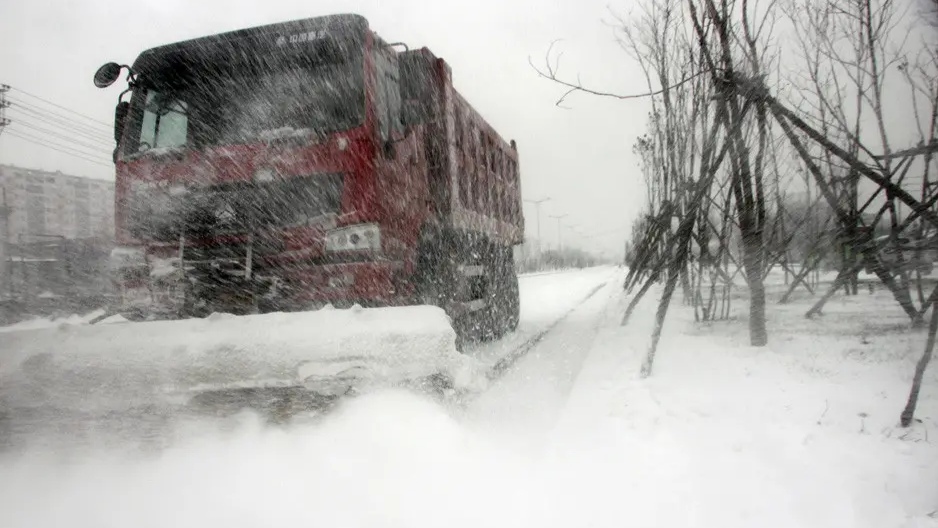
0, 0, 654, 258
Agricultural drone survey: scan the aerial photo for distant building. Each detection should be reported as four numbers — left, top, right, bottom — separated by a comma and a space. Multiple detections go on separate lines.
0, 164, 114, 241
0, 165, 115, 314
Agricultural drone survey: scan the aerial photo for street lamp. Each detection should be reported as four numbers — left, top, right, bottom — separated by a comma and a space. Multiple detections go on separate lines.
549, 213, 568, 253
524, 197, 550, 257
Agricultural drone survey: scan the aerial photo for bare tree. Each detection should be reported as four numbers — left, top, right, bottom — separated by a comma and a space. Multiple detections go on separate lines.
780, 0, 938, 323
534, 0, 937, 387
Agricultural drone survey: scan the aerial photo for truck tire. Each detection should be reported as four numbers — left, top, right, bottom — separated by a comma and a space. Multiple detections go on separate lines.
480, 246, 520, 340
502, 264, 521, 332
413, 230, 470, 348
414, 231, 451, 304
414, 233, 518, 348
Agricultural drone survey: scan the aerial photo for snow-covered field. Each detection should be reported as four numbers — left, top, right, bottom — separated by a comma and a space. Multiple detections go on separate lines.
546, 280, 938, 528
1, 266, 936, 527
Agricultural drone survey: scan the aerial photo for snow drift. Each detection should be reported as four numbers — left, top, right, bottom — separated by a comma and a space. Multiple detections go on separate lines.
0, 305, 487, 415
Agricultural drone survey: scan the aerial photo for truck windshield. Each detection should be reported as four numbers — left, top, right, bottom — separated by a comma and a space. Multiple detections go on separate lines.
214, 63, 363, 144
129, 59, 364, 154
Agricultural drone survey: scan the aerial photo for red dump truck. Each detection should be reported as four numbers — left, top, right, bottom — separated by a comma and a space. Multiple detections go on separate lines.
96, 13, 525, 342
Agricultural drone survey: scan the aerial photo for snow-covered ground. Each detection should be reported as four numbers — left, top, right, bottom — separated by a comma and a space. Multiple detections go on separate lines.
1, 266, 936, 528
0, 309, 116, 333
544, 280, 938, 528
462, 268, 620, 447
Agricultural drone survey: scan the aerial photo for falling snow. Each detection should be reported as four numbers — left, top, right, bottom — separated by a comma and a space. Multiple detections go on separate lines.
0, 6, 936, 528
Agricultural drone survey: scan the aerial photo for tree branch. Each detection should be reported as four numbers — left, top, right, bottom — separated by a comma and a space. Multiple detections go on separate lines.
529, 40, 711, 107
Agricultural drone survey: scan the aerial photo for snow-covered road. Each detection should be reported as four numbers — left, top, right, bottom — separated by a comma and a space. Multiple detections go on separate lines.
3, 265, 935, 528
462, 267, 620, 448
0, 266, 625, 528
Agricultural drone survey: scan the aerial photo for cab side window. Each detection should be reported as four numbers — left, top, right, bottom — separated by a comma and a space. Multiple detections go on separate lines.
138, 90, 188, 151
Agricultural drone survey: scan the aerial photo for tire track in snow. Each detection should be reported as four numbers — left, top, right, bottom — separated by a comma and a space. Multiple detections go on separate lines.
454, 270, 620, 411
486, 280, 609, 382
455, 276, 622, 448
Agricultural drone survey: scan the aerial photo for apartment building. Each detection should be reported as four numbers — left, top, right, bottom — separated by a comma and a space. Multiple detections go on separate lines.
0, 164, 114, 241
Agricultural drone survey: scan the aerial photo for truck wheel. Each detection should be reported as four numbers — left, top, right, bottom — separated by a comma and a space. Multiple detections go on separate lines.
481, 246, 520, 340
502, 267, 520, 332
414, 231, 471, 348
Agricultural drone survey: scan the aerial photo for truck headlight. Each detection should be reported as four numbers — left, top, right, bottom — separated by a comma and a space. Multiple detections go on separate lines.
325, 224, 381, 252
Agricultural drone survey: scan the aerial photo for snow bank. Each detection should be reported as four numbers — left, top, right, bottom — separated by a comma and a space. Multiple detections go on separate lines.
0, 309, 107, 334
96, 314, 129, 325
0, 305, 486, 413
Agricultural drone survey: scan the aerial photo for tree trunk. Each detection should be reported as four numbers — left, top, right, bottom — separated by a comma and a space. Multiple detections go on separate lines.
900, 296, 937, 427
864, 254, 922, 326
642, 263, 682, 377
806, 260, 865, 318
777, 257, 817, 303
622, 260, 664, 326
743, 232, 768, 345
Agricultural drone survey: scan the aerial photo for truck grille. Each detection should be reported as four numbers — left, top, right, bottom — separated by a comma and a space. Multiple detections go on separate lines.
186, 173, 344, 235
182, 235, 285, 276
130, 173, 344, 241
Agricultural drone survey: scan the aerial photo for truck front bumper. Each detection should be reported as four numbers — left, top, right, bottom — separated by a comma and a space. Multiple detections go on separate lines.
110, 243, 413, 316
283, 260, 410, 307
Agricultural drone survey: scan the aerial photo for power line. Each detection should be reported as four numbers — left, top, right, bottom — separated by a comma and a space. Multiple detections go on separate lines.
4, 130, 112, 168
9, 98, 112, 141
5, 130, 112, 168
8, 124, 111, 160
8, 99, 112, 141
11, 120, 113, 155
9, 107, 113, 148
7, 125, 111, 161
10, 86, 112, 128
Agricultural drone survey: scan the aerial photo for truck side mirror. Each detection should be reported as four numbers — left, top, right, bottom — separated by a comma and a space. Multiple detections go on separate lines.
94, 62, 123, 88
114, 101, 130, 143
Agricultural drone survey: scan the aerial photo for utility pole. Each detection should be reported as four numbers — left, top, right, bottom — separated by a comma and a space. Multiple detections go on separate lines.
550, 213, 567, 253
524, 197, 550, 257
0, 84, 10, 137
0, 189, 9, 299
